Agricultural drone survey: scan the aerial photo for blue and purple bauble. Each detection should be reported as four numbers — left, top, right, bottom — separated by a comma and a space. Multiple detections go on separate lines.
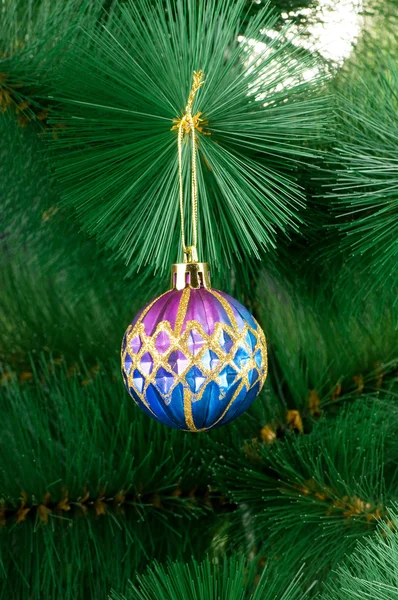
121, 261, 267, 431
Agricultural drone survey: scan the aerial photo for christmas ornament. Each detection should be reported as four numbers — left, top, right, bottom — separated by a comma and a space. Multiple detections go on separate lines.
121, 72, 267, 431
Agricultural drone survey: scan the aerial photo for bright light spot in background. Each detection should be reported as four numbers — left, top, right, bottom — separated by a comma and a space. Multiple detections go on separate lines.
239, 0, 363, 91
287, 0, 364, 63
242, 0, 364, 80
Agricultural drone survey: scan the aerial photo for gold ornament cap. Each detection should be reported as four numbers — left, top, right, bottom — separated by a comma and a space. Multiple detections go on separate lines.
171, 245, 211, 290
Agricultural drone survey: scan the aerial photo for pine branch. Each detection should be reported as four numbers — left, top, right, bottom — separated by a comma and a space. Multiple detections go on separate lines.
211, 400, 398, 584
111, 555, 313, 600
0, 510, 219, 600
0, 360, 234, 522
0, 0, 105, 128
48, 0, 328, 277
322, 505, 398, 600
323, 53, 398, 296
0, 482, 231, 527
0, 115, 161, 365
253, 269, 398, 428
0, 358, 231, 599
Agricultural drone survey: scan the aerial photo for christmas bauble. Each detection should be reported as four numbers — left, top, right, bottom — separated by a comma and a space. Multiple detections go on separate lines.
121, 261, 267, 431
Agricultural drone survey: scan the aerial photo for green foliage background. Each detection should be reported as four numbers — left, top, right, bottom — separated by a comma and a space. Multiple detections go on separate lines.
1, 0, 398, 598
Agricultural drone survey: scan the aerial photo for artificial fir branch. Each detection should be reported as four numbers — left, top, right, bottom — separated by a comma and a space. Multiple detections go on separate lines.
0, 511, 221, 600
0, 115, 167, 369
48, 0, 328, 278
322, 53, 398, 297
256, 269, 398, 419
0, 361, 212, 506
0, 73, 49, 127
254, 358, 398, 443
112, 555, 313, 600
0, 484, 234, 527
321, 505, 398, 600
0, 1, 105, 124
211, 400, 398, 584
2, 358, 395, 524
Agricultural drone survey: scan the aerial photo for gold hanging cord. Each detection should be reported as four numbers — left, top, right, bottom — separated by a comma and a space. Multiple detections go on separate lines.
171, 70, 205, 263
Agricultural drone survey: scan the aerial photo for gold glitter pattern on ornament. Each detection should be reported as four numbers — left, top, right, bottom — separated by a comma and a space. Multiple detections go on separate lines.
212, 378, 246, 429
121, 296, 267, 432
123, 291, 169, 415
183, 388, 198, 432
208, 289, 238, 329
174, 287, 191, 336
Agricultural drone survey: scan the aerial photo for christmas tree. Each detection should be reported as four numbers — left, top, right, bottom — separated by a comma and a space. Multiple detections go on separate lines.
1, 0, 398, 598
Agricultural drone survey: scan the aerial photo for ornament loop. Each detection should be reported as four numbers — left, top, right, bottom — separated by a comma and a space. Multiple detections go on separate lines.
184, 245, 198, 263
172, 71, 205, 260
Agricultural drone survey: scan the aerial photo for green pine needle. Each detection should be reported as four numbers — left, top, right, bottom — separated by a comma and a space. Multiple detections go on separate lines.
111, 554, 312, 600
49, 0, 328, 276
0, 358, 211, 512
325, 54, 398, 294
255, 268, 398, 419
322, 505, 398, 600
0, 510, 218, 600
0, 357, 225, 599
211, 400, 398, 582
0, 0, 105, 124
0, 114, 162, 365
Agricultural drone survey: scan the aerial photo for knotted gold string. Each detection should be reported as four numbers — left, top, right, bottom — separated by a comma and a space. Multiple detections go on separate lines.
171, 70, 205, 260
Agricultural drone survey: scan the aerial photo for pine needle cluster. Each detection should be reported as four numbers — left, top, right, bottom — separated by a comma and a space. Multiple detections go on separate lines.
48, 0, 328, 276
322, 506, 398, 600
112, 555, 312, 600
325, 55, 398, 296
